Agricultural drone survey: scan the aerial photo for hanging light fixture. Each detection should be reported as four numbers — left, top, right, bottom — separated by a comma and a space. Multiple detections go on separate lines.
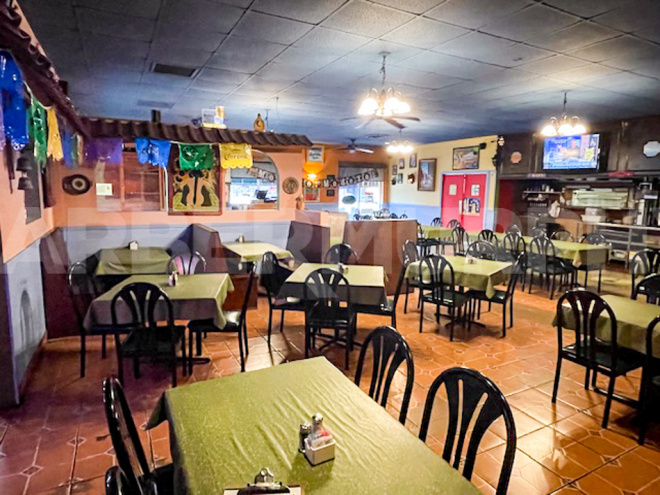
386, 130, 414, 155
358, 52, 411, 118
541, 92, 587, 137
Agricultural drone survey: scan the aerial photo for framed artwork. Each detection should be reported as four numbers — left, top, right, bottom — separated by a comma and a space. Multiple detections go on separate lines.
397, 173, 403, 184
304, 182, 320, 202
398, 158, 405, 169
391, 164, 397, 176
452, 145, 480, 170
326, 188, 335, 197
417, 158, 437, 192
409, 153, 417, 168
307, 145, 324, 162
169, 168, 221, 214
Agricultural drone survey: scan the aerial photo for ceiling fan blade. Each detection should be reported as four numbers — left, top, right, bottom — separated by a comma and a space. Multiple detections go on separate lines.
340, 116, 363, 122
383, 118, 405, 129
355, 147, 374, 154
337, 147, 351, 152
355, 116, 376, 129
394, 116, 421, 122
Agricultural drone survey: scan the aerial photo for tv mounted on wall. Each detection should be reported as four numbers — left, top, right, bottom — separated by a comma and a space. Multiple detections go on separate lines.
542, 134, 601, 171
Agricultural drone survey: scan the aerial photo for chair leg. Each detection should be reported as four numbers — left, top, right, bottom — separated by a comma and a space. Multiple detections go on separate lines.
638, 367, 651, 445
449, 307, 455, 342
237, 328, 246, 372
419, 296, 425, 333
549, 274, 556, 300
304, 322, 310, 358
280, 310, 285, 333
551, 356, 562, 403
598, 268, 602, 293
115, 334, 124, 384
584, 268, 589, 290
196, 331, 202, 356
171, 348, 178, 388
267, 306, 273, 348
80, 333, 86, 378
584, 367, 591, 390
188, 330, 194, 375
501, 302, 506, 337
592, 369, 598, 387
101, 334, 107, 359
528, 271, 534, 294
181, 334, 187, 378
602, 375, 617, 428
509, 299, 514, 328
243, 321, 249, 356
404, 281, 409, 313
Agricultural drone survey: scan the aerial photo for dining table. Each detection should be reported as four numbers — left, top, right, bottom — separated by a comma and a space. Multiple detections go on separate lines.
420, 224, 453, 240
146, 357, 480, 495
223, 241, 293, 264
405, 255, 512, 299
83, 273, 235, 331
278, 263, 387, 306
94, 247, 171, 276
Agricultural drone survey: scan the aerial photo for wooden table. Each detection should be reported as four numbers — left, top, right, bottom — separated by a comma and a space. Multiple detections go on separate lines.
147, 358, 479, 495
420, 225, 453, 239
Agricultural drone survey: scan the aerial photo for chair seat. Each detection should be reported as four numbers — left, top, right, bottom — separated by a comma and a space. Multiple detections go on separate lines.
354, 299, 394, 316
422, 290, 469, 307
467, 288, 507, 303
121, 326, 186, 356
577, 263, 603, 271
272, 297, 305, 311
307, 306, 356, 327
188, 315, 243, 333
88, 323, 133, 336
562, 343, 644, 375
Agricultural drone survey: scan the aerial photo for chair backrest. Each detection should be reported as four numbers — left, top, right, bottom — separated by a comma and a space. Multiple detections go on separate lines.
403, 240, 420, 265
303, 268, 351, 314
452, 226, 469, 256
67, 261, 100, 331
110, 282, 174, 330
419, 367, 516, 495
646, 316, 660, 368
581, 232, 608, 245
529, 236, 556, 270
505, 224, 521, 235
634, 274, 660, 305
399, 213, 408, 219
391, 262, 408, 310
238, 265, 257, 329
167, 251, 207, 275
467, 240, 496, 260
556, 289, 619, 364
260, 251, 288, 302
430, 217, 442, 226
353, 214, 360, 220
505, 255, 525, 298
531, 227, 546, 238
552, 229, 574, 242
422, 255, 456, 303
324, 243, 358, 264
502, 233, 526, 258
447, 219, 461, 229
390, 213, 398, 219
355, 326, 414, 424
103, 377, 151, 495
105, 466, 138, 495
631, 249, 660, 297
477, 229, 498, 246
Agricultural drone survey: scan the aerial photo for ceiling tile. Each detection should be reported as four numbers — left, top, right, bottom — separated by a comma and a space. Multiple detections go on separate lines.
160, 0, 244, 33
370, 0, 446, 14
526, 22, 618, 52
586, 72, 660, 94
293, 28, 370, 56
207, 36, 287, 73
633, 63, 660, 80
76, 8, 155, 41
256, 61, 318, 82
231, 11, 313, 45
382, 18, 468, 49
635, 25, 660, 44
21, 0, 77, 29
481, 4, 579, 42
83, 33, 150, 61
73, 0, 162, 19
152, 24, 225, 52
252, 0, 346, 24
322, 1, 414, 38
397, 52, 501, 79
517, 55, 588, 75
553, 64, 621, 83
426, 0, 532, 29
350, 40, 424, 64
149, 45, 212, 68
593, 1, 660, 32
483, 44, 554, 68
567, 36, 658, 66
272, 46, 341, 72
434, 32, 512, 61
542, 0, 629, 18
141, 72, 194, 89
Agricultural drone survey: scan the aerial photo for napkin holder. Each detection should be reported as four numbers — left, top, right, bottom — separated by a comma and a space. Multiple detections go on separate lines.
465, 255, 477, 264
304, 436, 335, 466
129, 240, 139, 251
236, 235, 246, 243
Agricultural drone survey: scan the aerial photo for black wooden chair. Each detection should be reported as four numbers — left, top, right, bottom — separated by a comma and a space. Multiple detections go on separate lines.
553, 289, 645, 428
419, 255, 470, 341
167, 251, 207, 275
303, 268, 357, 369
354, 263, 407, 328
452, 226, 470, 256
528, 236, 575, 299
467, 255, 524, 337
419, 367, 516, 495
260, 252, 303, 346
105, 466, 130, 495
417, 223, 437, 257
188, 265, 256, 372
630, 249, 660, 298
324, 243, 358, 264
502, 233, 527, 290
103, 377, 173, 495
110, 283, 187, 387
466, 240, 497, 260
633, 273, 660, 305
638, 315, 660, 445
403, 240, 422, 314
390, 212, 398, 219
505, 224, 521, 235
578, 232, 609, 292
446, 219, 461, 229
552, 229, 575, 242
355, 326, 414, 425
531, 227, 546, 237
477, 229, 498, 246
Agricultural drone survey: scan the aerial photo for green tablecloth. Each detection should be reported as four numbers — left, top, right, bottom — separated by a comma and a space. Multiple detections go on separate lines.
405, 255, 511, 299
554, 294, 660, 357
420, 225, 453, 239
83, 274, 234, 330
95, 247, 171, 275
147, 358, 479, 495
223, 241, 293, 263
278, 263, 387, 306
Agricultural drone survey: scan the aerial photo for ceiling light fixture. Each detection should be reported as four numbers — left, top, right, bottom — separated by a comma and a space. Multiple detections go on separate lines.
358, 52, 411, 118
386, 130, 414, 155
541, 91, 587, 137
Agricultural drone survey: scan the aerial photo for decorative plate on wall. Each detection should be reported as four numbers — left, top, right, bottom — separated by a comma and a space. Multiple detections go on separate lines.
62, 174, 91, 195
282, 177, 299, 194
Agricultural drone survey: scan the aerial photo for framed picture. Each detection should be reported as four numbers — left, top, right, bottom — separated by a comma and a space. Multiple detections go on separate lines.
398, 158, 405, 169
409, 153, 417, 168
452, 145, 480, 170
417, 158, 437, 192
397, 173, 403, 184
307, 145, 324, 162
391, 164, 397, 176
169, 168, 221, 214
304, 182, 320, 202
326, 188, 335, 197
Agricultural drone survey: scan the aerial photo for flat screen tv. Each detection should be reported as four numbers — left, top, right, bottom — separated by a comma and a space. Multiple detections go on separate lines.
542, 134, 601, 171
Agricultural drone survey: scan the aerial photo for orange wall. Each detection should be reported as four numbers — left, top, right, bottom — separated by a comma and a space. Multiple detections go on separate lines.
0, 151, 55, 262
52, 150, 305, 227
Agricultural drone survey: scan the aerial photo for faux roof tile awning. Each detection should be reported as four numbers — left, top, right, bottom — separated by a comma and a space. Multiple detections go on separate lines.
82, 117, 313, 148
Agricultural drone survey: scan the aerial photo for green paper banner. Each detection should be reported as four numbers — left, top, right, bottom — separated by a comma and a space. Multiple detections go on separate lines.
28, 97, 47, 168
178, 144, 214, 170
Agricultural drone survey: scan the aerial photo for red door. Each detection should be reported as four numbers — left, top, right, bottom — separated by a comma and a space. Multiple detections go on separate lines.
441, 173, 487, 231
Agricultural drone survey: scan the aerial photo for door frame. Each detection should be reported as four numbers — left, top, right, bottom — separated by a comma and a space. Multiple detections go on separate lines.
439, 170, 491, 230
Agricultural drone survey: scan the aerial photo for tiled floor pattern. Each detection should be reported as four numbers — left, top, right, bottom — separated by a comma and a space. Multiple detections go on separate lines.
1, 269, 659, 495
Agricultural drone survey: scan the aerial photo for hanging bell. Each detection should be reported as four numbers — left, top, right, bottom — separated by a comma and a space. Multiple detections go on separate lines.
18, 177, 33, 190
16, 157, 32, 172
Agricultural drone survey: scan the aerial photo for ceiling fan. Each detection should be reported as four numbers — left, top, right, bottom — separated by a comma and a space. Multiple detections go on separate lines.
338, 138, 374, 154
342, 52, 421, 130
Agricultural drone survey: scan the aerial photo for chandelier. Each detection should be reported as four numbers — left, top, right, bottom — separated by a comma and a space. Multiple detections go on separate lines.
386, 141, 413, 154
541, 92, 587, 137
358, 53, 411, 118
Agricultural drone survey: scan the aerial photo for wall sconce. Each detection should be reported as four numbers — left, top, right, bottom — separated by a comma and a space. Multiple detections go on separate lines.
18, 177, 33, 190
407, 173, 415, 184
16, 156, 33, 191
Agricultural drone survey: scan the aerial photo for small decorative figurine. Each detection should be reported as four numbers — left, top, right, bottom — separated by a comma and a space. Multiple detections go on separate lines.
254, 113, 265, 132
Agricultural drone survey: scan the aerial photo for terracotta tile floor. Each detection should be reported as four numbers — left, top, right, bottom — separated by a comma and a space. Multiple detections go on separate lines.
1, 269, 659, 494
